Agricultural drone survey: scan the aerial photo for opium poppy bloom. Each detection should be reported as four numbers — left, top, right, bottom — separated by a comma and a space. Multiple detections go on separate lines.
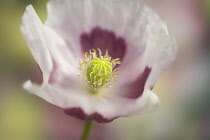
21, 0, 176, 123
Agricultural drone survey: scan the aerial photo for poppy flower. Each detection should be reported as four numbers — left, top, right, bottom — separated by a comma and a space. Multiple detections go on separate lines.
21, 0, 176, 123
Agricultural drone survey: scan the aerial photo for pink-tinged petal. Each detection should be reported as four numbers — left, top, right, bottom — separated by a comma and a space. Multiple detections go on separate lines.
21, 5, 80, 88
45, 0, 158, 94
117, 8, 153, 84
22, 0, 176, 123
45, 0, 88, 60
144, 16, 177, 89
129, 90, 159, 116
45, 0, 149, 60
23, 80, 158, 123
114, 11, 176, 98
42, 26, 81, 88
41, 27, 80, 88
80, 27, 126, 61
21, 5, 53, 82
45, 0, 172, 94
115, 67, 152, 99
63, 90, 159, 123
64, 108, 115, 123
43, 26, 81, 88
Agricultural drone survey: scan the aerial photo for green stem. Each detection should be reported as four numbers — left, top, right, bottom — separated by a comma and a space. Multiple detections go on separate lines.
80, 122, 93, 140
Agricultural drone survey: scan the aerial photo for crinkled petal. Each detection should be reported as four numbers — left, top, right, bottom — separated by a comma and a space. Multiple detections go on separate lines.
21, 5, 53, 82
23, 80, 158, 123
113, 9, 176, 98
45, 0, 162, 96
144, 16, 177, 89
112, 67, 152, 98
129, 90, 159, 116
21, 5, 80, 87
22, 0, 175, 123
45, 0, 87, 60
45, 0, 149, 62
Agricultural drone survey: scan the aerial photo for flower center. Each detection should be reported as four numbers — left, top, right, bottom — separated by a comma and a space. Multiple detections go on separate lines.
86, 56, 112, 87
78, 49, 121, 94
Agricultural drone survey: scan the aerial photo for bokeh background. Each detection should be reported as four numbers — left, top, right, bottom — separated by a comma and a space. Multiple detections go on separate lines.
0, 0, 209, 140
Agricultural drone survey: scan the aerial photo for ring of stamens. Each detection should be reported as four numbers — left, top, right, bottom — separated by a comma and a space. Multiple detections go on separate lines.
78, 48, 121, 94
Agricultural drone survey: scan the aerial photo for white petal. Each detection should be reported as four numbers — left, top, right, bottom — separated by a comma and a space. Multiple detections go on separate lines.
21, 5, 53, 82
42, 26, 78, 70
115, 10, 177, 98
45, 0, 88, 59
45, 0, 177, 86
46, 0, 173, 89
23, 80, 158, 121
45, 0, 149, 60
41, 26, 81, 88
22, 1, 173, 122
144, 16, 177, 89
112, 7, 154, 85
21, 5, 79, 86
129, 90, 159, 116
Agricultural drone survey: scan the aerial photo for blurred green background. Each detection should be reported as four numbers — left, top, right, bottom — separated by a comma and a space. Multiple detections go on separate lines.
0, 0, 209, 140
